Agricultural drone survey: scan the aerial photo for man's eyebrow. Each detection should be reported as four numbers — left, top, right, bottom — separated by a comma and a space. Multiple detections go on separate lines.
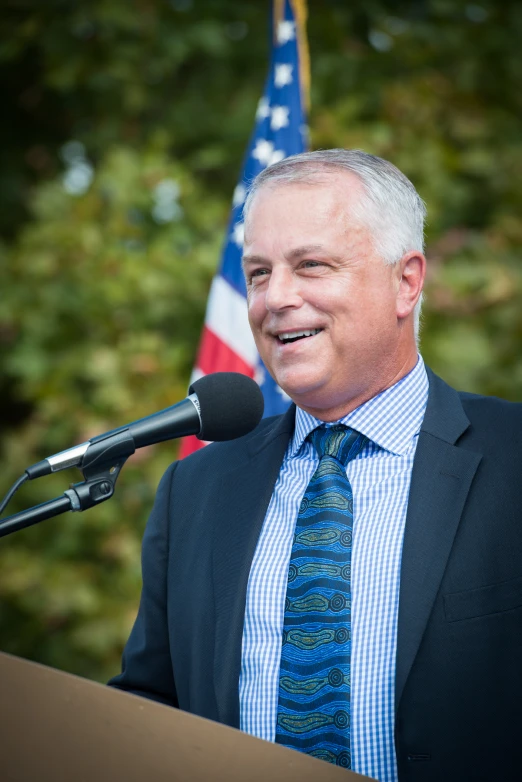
288, 245, 346, 264
287, 244, 324, 258
242, 254, 266, 267
242, 245, 338, 267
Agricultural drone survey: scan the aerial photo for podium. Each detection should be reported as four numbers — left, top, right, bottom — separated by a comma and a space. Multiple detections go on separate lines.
0, 652, 372, 781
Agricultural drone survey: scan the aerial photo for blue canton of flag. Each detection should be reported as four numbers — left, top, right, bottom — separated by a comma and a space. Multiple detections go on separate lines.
181, 0, 309, 457
224, 0, 309, 417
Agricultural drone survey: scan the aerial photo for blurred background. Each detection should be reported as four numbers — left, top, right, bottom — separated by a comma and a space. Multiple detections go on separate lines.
0, 0, 521, 683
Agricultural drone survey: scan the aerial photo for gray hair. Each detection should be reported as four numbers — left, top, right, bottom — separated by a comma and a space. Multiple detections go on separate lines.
243, 149, 426, 341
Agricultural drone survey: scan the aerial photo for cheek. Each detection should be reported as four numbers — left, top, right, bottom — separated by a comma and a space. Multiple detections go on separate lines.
247, 292, 265, 329
327, 300, 378, 355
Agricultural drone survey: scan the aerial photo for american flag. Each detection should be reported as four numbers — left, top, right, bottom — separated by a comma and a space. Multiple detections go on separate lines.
180, 0, 309, 457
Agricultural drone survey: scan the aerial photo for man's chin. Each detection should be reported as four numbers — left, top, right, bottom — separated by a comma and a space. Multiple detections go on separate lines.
274, 376, 365, 422
273, 374, 328, 409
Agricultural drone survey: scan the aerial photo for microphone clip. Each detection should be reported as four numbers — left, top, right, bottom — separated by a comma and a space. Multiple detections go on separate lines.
64, 429, 135, 512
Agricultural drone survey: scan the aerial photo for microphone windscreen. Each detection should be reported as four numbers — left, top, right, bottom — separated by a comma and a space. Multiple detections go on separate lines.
189, 372, 264, 442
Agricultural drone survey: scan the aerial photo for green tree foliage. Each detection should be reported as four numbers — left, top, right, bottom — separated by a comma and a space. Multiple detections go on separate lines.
0, 139, 225, 680
0, 0, 521, 681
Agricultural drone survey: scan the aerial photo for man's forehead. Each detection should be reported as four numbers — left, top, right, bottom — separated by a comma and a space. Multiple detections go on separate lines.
250, 169, 363, 202
244, 171, 365, 225
243, 172, 367, 250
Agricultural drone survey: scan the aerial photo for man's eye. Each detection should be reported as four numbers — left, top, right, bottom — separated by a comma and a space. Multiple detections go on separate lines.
250, 269, 269, 282
302, 260, 322, 269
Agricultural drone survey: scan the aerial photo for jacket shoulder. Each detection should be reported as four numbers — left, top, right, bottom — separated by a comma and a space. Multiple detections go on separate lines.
173, 412, 291, 472
458, 390, 522, 421
456, 390, 522, 450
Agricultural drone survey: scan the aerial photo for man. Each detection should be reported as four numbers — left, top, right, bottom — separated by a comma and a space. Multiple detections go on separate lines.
110, 150, 522, 782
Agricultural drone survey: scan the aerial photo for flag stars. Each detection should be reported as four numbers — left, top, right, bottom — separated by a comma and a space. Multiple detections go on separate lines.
276, 384, 291, 402
270, 105, 290, 131
252, 139, 286, 168
252, 139, 274, 165
254, 365, 265, 387
274, 63, 293, 88
277, 20, 295, 45
232, 184, 247, 207
268, 148, 285, 166
231, 221, 244, 247
256, 97, 271, 121
252, 139, 275, 165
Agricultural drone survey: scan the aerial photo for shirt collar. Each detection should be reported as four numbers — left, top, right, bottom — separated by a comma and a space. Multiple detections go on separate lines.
290, 355, 429, 458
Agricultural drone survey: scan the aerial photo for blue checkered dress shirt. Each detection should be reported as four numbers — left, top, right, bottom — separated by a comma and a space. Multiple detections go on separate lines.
239, 356, 429, 782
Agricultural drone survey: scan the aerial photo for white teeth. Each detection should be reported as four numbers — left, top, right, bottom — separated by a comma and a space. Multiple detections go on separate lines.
278, 329, 321, 341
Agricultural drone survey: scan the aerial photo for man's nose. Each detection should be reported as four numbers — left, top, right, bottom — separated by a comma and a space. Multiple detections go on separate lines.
264, 267, 302, 312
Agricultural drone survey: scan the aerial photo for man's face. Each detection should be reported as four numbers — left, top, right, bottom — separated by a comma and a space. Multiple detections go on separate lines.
242, 173, 419, 420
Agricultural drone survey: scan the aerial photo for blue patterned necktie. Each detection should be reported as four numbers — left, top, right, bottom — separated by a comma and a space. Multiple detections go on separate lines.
274, 424, 368, 768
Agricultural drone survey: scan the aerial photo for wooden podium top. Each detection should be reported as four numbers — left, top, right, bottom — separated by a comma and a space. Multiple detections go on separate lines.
0, 652, 373, 782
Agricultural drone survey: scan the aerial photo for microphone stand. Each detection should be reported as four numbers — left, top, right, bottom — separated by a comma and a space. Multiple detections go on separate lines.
0, 430, 134, 539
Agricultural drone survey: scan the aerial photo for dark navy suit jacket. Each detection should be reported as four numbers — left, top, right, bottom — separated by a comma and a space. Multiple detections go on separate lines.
110, 369, 522, 781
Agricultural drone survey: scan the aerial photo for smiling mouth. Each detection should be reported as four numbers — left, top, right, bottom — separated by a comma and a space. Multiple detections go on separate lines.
277, 329, 322, 344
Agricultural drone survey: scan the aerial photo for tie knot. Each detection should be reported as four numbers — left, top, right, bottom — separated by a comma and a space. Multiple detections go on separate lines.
308, 425, 368, 466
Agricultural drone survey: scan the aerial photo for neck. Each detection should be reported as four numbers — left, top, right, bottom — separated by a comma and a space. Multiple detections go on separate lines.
299, 353, 419, 423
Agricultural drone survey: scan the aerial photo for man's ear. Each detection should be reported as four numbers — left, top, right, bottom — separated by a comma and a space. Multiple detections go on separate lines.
396, 251, 426, 321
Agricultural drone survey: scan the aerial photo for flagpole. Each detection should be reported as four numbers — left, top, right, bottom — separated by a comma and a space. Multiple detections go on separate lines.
288, 0, 310, 113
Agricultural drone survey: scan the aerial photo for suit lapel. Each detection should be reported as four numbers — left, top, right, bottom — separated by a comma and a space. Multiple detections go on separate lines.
212, 406, 295, 728
395, 371, 482, 711
208, 371, 483, 722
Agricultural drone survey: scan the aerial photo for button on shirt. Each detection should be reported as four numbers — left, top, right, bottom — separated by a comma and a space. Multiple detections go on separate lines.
239, 356, 429, 782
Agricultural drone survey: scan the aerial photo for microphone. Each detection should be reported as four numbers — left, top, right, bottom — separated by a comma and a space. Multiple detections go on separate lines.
25, 372, 264, 480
